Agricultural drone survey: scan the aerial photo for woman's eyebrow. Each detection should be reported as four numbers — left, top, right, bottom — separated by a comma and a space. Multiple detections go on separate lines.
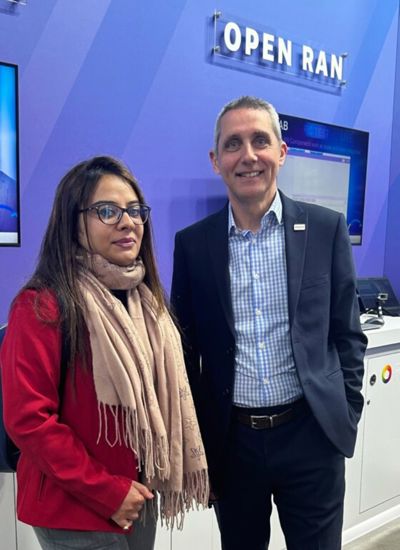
90, 200, 140, 206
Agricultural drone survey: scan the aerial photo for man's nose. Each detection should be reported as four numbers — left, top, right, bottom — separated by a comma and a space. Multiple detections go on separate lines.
241, 142, 258, 162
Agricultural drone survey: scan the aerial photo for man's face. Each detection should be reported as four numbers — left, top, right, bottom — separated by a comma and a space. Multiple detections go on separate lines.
210, 108, 287, 208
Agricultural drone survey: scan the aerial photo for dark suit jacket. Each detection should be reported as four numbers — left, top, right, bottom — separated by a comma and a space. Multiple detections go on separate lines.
171, 192, 368, 492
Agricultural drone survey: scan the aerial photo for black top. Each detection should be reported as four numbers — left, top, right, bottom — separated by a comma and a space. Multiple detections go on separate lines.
111, 289, 128, 311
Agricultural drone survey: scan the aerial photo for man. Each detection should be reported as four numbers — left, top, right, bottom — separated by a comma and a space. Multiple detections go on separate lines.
171, 96, 367, 550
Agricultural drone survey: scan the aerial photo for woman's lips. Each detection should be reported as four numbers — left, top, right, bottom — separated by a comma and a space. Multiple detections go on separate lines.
113, 238, 135, 248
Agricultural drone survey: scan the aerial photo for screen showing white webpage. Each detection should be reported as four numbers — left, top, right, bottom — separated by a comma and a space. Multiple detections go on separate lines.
278, 148, 351, 217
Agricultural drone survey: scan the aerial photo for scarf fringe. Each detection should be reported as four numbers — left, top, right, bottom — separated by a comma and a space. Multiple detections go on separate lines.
98, 403, 171, 480
158, 469, 210, 530
98, 405, 209, 529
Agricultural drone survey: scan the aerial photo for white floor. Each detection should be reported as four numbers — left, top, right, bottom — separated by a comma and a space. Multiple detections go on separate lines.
344, 517, 400, 549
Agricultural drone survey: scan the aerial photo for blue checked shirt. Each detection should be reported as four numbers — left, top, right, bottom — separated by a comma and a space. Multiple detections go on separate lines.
228, 192, 303, 407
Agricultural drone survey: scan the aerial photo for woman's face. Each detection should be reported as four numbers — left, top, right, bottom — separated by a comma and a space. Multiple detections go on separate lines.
79, 174, 144, 266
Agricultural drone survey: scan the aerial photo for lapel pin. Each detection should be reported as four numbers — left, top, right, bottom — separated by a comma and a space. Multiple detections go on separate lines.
293, 223, 306, 231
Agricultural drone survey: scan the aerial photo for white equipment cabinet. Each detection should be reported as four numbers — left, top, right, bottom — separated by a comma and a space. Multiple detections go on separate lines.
1, 317, 400, 549
344, 316, 400, 545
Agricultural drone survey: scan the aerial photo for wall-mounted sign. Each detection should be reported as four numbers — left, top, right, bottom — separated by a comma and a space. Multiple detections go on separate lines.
210, 10, 347, 92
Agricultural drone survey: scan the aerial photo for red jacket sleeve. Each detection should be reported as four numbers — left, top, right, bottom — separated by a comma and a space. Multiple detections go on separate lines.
1, 290, 132, 519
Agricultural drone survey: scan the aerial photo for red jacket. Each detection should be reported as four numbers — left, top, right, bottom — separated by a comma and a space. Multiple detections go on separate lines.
0, 290, 139, 532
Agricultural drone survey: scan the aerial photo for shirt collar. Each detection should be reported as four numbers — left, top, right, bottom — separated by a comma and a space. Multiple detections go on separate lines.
228, 191, 283, 235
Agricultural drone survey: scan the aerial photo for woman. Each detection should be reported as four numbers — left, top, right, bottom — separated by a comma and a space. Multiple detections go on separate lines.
0, 156, 208, 549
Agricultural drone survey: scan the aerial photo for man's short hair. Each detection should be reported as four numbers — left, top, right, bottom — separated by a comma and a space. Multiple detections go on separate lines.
213, 96, 282, 154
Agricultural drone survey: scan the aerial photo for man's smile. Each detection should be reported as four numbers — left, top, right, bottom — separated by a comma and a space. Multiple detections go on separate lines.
236, 170, 264, 178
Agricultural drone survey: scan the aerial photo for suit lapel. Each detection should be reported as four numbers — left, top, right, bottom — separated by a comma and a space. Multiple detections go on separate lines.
206, 205, 235, 336
281, 192, 307, 325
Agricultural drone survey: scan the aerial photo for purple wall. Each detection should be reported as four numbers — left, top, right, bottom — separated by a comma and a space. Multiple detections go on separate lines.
385, 8, 400, 299
0, 0, 399, 320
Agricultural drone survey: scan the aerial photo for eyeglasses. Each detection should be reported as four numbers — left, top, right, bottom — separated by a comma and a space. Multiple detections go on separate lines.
79, 203, 151, 225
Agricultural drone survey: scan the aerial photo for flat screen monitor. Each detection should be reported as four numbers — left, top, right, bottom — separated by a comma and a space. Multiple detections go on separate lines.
0, 61, 19, 246
357, 277, 400, 316
278, 113, 369, 245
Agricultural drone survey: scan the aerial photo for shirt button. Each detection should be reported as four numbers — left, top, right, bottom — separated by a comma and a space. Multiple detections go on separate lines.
255, 309, 262, 316
253, 272, 259, 280
263, 378, 269, 384
258, 342, 265, 349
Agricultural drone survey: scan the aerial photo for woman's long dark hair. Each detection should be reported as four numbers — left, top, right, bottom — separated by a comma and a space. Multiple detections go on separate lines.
20, 156, 166, 370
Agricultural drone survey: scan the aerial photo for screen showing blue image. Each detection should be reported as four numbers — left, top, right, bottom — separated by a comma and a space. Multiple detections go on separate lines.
278, 113, 369, 245
0, 61, 19, 246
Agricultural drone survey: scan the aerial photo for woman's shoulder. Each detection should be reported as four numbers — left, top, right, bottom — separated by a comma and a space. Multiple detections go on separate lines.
12, 288, 60, 323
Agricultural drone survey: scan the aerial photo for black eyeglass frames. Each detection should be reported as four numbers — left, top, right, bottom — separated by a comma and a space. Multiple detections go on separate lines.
79, 203, 151, 225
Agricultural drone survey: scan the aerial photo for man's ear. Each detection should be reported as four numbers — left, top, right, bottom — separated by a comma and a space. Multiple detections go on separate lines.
279, 141, 288, 167
209, 150, 220, 174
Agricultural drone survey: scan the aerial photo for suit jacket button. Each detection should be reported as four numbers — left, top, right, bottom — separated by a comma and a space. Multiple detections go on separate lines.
223, 388, 230, 396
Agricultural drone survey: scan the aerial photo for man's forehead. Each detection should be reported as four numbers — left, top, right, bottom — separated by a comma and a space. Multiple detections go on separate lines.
219, 108, 273, 135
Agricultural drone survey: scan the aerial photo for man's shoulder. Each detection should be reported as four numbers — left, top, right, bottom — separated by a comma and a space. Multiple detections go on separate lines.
175, 204, 228, 240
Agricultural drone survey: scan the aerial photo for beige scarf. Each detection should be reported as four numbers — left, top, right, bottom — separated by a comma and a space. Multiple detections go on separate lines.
78, 254, 209, 528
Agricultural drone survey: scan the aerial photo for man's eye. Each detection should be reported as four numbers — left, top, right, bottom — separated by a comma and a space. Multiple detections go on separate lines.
254, 136, 268, 147
224, 139, 241, 151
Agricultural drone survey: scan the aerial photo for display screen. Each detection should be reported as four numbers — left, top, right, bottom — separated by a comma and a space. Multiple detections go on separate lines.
278, 113, 369, 245
0, 61, 19, 246
357, 277, 400, 314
